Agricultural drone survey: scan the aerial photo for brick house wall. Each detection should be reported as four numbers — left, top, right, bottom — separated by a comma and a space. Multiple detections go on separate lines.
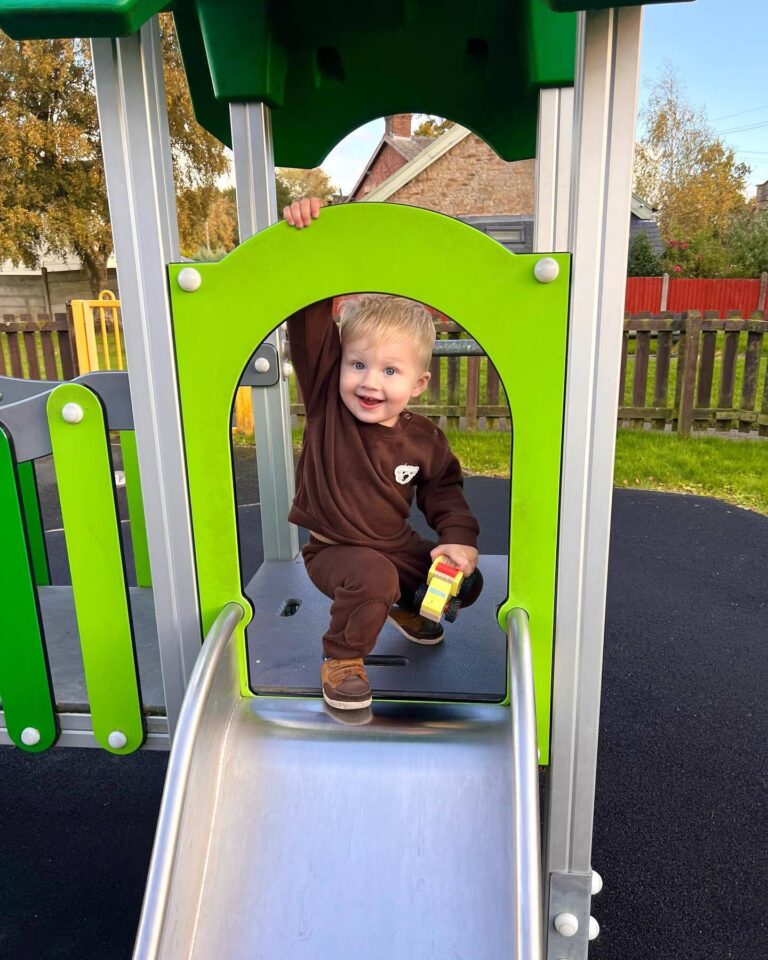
354, 142, 413, 199
386, 133, 535, 217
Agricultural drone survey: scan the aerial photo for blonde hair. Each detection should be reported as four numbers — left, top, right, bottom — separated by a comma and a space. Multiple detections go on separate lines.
338, 295, 435, 371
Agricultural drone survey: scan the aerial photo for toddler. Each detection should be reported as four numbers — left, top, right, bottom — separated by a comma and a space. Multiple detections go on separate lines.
285, 198, 482, 709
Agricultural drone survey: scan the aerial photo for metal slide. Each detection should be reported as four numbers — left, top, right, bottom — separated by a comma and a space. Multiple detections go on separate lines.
133, 605, 542, 960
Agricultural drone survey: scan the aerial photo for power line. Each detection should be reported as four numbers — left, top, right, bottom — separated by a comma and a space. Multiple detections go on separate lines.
718, 119, 768, 136
711, 103, 768, 123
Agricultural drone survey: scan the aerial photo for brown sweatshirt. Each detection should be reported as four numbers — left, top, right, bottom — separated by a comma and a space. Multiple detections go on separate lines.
287, 299, 479, 550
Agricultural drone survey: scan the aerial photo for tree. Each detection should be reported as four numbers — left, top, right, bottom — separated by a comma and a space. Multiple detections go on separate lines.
0, 16, 230, 294
634, 65, 749, 243
413, 116, 455, 138
275, 168, 338, 213
627, 231, 662, 276
725, 209, 768, 277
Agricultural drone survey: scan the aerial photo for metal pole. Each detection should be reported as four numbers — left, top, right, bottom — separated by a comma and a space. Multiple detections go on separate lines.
544, 8, 643, 958
91, 19, 202, 740
534, 87, 574, 253
230, 103, 298, 561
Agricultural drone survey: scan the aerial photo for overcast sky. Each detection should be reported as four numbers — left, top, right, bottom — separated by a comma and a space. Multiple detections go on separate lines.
320, 0, 767, 197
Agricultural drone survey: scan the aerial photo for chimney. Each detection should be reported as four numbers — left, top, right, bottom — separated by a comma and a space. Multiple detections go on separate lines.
385, 114, 412, 138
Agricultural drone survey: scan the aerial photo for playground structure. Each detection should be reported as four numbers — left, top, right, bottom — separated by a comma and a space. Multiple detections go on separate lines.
0, 2, 693, 958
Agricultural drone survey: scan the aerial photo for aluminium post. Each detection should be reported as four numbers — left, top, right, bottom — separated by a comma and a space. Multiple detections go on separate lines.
91, 19, 202, 740
544, 8, 643, 958
534, 87, 574, 253
229, 103, 299, 561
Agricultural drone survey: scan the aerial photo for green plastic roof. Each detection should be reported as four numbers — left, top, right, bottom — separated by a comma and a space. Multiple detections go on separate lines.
0, 0, 692, 166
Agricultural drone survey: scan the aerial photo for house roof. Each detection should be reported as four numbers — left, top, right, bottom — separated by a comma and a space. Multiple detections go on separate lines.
359, 124, 473, 202
360, 123, 658, 222
348, 132, 434, 199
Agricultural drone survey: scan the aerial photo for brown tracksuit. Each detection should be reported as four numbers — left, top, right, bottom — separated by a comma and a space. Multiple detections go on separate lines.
287, 299, 479, 658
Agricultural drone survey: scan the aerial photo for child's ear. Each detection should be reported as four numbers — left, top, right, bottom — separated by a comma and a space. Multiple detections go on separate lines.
411, 370, 431, 398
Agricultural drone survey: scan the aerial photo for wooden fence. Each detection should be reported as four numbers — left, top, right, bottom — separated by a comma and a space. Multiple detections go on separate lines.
0, 314, 78, 381
620, 311, 768, 436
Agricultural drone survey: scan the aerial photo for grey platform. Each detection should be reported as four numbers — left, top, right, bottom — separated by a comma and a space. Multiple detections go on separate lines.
39, 586, 164, 712
244, 555, 508, 702
38, 555, 507, 712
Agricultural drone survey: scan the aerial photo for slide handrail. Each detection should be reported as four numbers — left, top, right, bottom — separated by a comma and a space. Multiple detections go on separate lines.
508, 606, 544, 960
133, 601, 245, 960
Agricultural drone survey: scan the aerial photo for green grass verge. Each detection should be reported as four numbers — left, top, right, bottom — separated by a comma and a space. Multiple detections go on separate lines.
613, 429, 768, 515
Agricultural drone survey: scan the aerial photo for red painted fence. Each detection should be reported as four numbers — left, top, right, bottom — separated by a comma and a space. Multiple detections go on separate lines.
626, 275, 767, 317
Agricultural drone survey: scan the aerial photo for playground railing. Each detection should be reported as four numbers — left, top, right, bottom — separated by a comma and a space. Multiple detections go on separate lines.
0, 372, 153, 753
68, 290, 124, 374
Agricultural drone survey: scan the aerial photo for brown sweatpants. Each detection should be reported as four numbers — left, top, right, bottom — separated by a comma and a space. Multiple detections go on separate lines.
301, 530, 436, 659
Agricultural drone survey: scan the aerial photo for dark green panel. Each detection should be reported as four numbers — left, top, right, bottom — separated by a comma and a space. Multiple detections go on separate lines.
0, 428, 58, 752
18, 460, 51, 586
0, 0, 166, 37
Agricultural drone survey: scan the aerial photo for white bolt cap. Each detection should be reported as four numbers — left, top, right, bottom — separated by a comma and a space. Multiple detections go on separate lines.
589, 916, 600, 941
108, 730, 127, 749
591, 870, 603, 895
554, 913, 579, 937
253, 356, 271, 374
21, 727, 41, 746
534, 257, 560, 283
177, 267, 202, 292
282, 360, 294, 379
61, 402, 84, 424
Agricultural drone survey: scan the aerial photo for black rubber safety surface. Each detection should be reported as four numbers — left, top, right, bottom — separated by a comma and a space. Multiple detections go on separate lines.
3, 472, 766, 959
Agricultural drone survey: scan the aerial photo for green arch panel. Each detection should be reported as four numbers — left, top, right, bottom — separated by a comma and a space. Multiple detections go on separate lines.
169, 203, 569, 759
47, 384, 145, 754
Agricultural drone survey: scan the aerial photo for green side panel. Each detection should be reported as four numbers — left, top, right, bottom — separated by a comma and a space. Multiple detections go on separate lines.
120, 431, 152, 588
18, 460, 51, 587
168, 203, 570, 763
0, 428, 58, 752
47, 385, 145, 754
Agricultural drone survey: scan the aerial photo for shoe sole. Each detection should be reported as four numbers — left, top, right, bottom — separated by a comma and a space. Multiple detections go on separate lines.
386, 615, 444, 646
322, 690, 373, 711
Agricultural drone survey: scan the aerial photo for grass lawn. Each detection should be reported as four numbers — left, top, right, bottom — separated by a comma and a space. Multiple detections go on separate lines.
279, 426, 768, 516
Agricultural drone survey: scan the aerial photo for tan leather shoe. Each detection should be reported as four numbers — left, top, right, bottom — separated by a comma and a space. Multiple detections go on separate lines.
321, 658, 372, 710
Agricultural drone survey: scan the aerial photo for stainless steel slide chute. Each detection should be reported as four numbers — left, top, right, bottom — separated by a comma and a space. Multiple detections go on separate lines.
133, 604, 542, 960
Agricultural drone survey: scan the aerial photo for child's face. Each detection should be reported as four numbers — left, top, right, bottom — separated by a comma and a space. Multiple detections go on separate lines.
339, 336, 431, 428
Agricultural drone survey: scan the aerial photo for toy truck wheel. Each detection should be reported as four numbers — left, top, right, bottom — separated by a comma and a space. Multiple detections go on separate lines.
444, 597, 462, 623
414, 583, 428, 609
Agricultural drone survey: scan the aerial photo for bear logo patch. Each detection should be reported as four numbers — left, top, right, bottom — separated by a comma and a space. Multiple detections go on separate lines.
395, 463, 419, 485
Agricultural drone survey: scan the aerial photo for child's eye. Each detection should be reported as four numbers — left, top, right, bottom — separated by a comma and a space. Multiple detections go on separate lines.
384, 367, 397, 376
353, 361, 365, 371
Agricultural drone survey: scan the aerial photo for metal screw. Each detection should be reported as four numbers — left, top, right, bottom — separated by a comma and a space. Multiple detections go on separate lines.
254, 357, 270, 374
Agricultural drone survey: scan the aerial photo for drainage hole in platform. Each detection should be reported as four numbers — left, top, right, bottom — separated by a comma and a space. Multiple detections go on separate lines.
278, 598, 302, 617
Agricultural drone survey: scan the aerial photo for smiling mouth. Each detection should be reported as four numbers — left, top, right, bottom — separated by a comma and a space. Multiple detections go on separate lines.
357, 394, 383, 408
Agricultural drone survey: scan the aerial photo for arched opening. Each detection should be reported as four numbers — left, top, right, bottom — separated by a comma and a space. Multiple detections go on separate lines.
230, 293, 512, 703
